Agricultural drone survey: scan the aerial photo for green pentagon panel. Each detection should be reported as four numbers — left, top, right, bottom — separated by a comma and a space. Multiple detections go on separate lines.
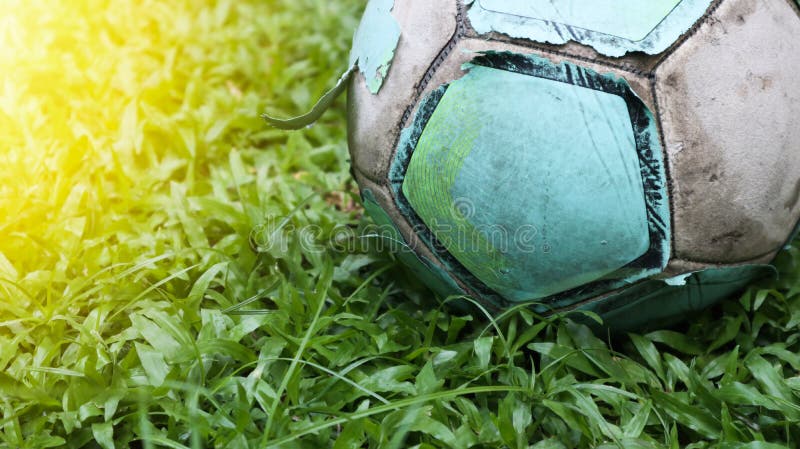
467, 0, 713, 56
402, 65, 651, 302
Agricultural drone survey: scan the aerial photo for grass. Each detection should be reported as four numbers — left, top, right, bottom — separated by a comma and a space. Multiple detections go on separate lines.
1, 0, 799, 447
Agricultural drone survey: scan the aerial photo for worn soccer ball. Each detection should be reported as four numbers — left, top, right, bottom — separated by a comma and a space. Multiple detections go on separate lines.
346, 0, 800, 330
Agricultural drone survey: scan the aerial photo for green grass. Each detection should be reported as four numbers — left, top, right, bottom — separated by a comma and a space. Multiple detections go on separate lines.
1, 0, 799, 448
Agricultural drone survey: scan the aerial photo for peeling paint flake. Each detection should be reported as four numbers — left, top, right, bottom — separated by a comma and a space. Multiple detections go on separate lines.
349, 0, 401, 94
467, 0, 712, 57
663, 272, 693, 286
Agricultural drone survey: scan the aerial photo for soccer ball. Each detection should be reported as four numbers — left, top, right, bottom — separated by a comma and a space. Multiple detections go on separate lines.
346, 0, 800, 330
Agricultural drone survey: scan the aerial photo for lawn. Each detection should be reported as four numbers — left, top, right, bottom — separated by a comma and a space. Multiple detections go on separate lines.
1, 0, 799, 448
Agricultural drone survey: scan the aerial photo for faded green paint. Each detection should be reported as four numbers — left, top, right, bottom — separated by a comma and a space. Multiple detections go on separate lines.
479, 0, 681, 41
361, 190, 465, 298
577, 265, 777, 332
349, 0, 401, 94
467, 0, 712, 57
402, 65, 651, 302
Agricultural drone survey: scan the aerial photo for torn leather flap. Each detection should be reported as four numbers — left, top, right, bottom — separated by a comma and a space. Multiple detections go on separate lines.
262, 67, 354, 130
262, 0, 401, 130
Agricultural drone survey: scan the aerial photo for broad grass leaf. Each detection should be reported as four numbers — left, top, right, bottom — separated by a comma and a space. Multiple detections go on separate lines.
91, 421, 114, 449
18, 434, 66, 448
453, 397, 483, 430
0, 372, 58, 405
630, 333, 666, 381
758, 344, 800, 371
645, 331, 704, 356
753, 289, 783, 311
541, 399, 591, 440
190, 197, 248, 232
198, 308, 236, 340
651, 390, 720, 438
623, 400, 652, 439
450, 423, 479, 449
415, 362, 443, 395
510, 320, 548, 354
707, 315, 744, 352
228, 313, 273, 341
432, 349, 459, 368
130, 314, 184, 363
134, 342, 170, 387
719, 402, 744, 441
701, 349, 735, 381
717, 381, 785, 411
474, 336, 494, 370
564, 322, 633, 383
721, 345, 742, 385
196, 339, 256, 364
529, 342, 602, 378
662, 354, 722, 412
596, 439, 662, 449
170, 182, 208, 249
531, 439, 568, 449
359, 365, 416, 395
25, 366, 85, 378
332, 418, 366, 449
187, 262, 228, 307
786, 376, 800, 391
141, 309, 194, 351
497, 392, 533, 449
405, 406, 462, 449
566, 387, 623, 442
745, 355, 796, 404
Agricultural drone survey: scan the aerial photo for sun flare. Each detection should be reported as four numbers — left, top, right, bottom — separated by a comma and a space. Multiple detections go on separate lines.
0, 0, 198, 289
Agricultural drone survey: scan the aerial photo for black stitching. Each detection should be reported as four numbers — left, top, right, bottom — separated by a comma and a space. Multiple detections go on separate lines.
649, 76, 677, 261
647, 0, 728, 263
467, 32, 653, 77
390, 0, 467, 157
